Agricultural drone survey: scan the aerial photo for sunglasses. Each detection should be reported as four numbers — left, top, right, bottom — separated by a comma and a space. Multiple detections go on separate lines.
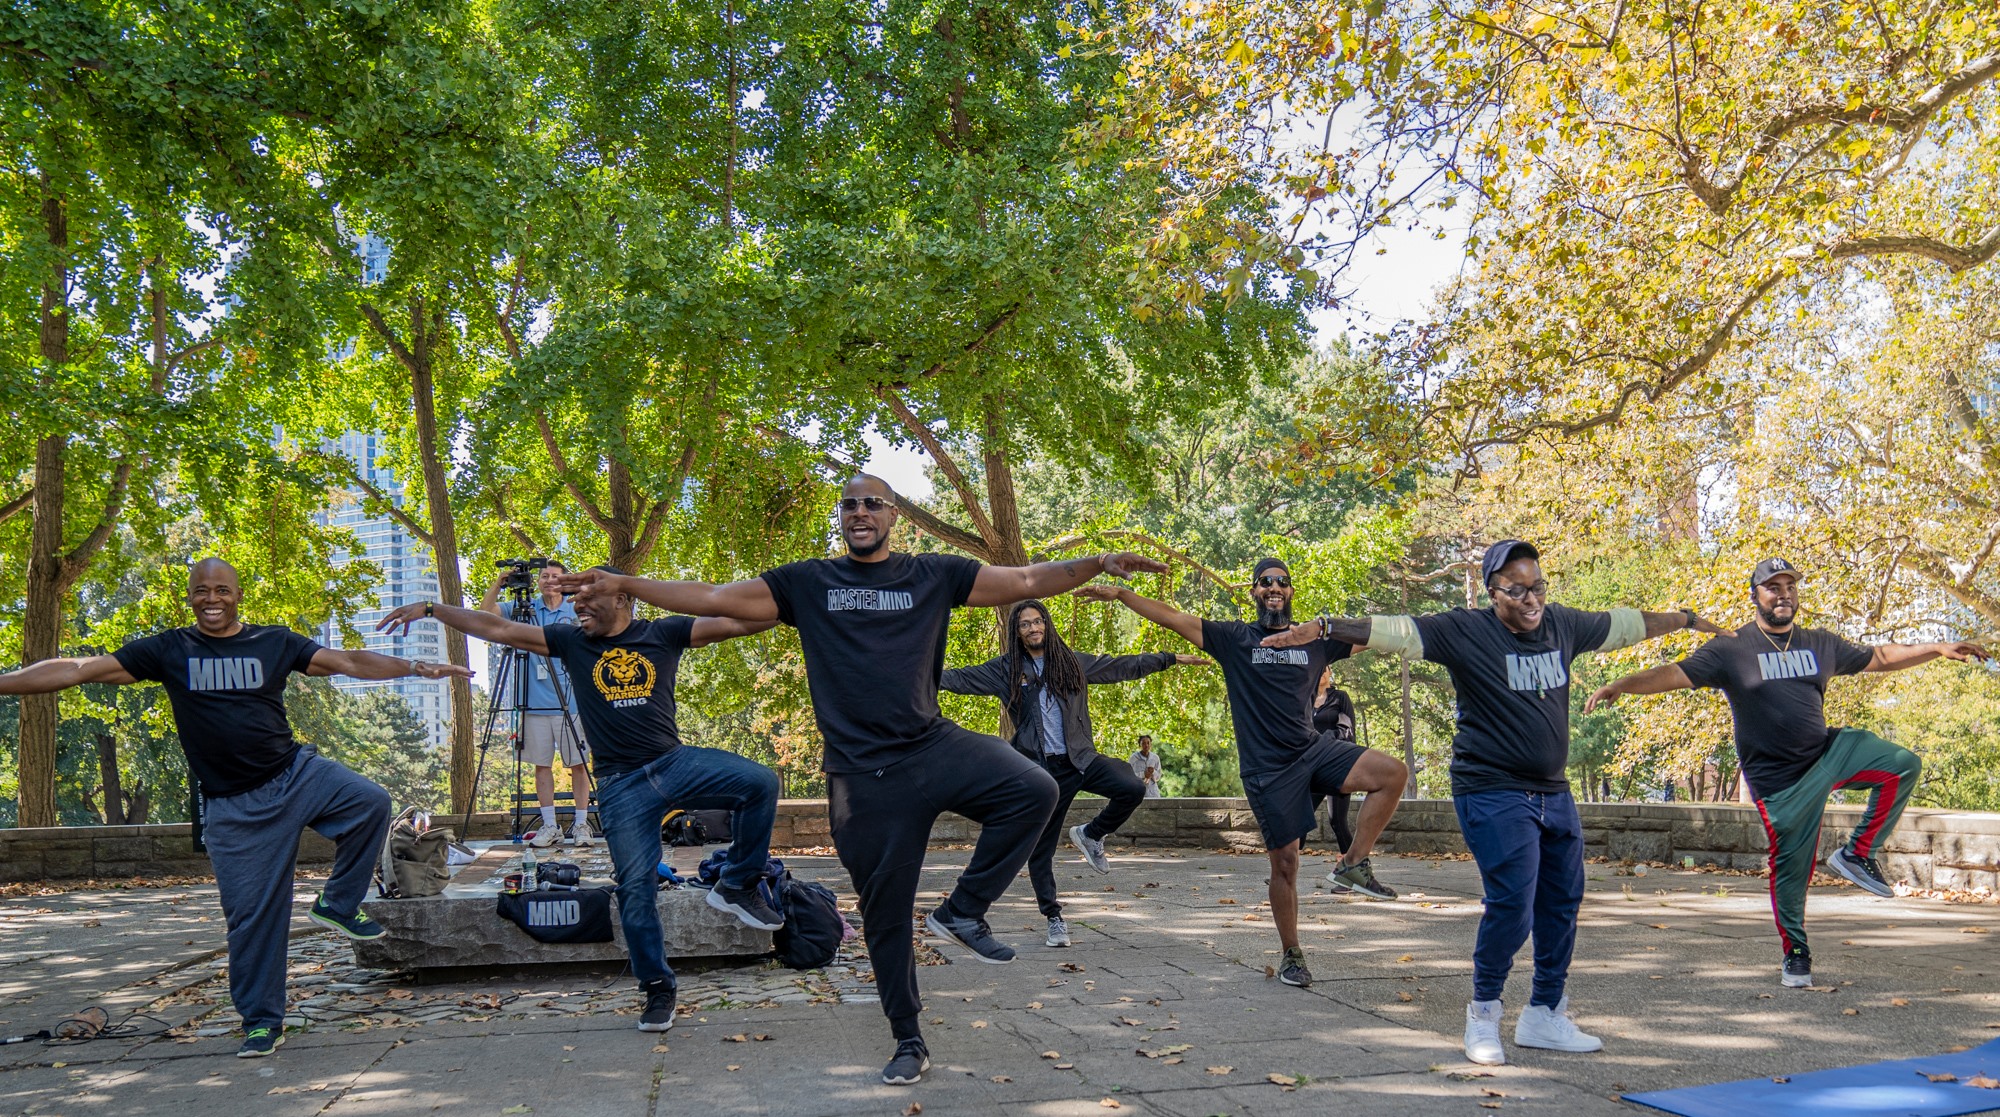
837, 496, 893, 513
1255, 575, 1291, 589
1490, 581, 1549, 602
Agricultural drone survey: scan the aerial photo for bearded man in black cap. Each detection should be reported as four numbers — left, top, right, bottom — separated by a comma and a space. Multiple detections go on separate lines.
1075, 556, 1409, 989
1588, 557, 1988, 989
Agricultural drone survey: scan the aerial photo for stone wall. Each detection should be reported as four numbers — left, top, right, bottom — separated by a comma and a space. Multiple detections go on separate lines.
9, 798, 2000, 890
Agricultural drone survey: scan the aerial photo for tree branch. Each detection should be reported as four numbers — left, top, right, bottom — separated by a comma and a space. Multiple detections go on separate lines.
1826, 225, 2000, 272
1039, 530, 1243, 601
0, 486, 30, 525
59, 459, 132, 585
874, 385, 999, 546
488, 488, 542, 554
531, 409, 613, 530
307, 450, 437, 549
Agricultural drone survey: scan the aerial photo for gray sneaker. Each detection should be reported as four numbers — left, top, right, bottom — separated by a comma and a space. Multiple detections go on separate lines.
1278, 947, 1313, 988
1069, 824, 1111, 874
1328, 857, 1396, 900
1826, 847, 1894, 898
1045, 916, 1071, 948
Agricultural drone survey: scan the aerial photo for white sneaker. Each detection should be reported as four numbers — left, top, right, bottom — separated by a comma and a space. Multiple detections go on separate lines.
1069, 824, 1110, 874
1513, 997, 1602, 1053
569, 817, 599, 845
1464, 1000, 1505, 1065
1045, 916, 1071, 948
527, 826, 561, 849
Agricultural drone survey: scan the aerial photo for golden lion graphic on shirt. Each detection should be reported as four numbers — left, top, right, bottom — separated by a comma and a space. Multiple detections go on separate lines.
592, 648, 656, 703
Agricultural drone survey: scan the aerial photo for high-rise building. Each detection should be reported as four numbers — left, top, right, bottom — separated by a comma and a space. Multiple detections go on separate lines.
314, 431, 451, 747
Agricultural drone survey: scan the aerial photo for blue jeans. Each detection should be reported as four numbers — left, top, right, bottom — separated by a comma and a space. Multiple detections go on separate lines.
595, 745, 780, 986
1454, 789, 1584, 1008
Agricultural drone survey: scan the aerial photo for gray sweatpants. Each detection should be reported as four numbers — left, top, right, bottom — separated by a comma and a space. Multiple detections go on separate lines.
204, 750, 391, 1031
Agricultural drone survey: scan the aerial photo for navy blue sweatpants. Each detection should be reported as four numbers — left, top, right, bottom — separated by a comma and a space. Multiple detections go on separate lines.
204, 750, 392, 1031
1454, 789, 1584, 1008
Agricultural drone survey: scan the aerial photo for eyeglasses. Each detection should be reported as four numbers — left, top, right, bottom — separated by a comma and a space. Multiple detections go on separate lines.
837, 496, 893, 513
1490, 581, 1549, 602
1254, 575, 1291, 589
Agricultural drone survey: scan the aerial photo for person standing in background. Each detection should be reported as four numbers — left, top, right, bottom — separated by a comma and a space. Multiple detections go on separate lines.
1130, 734, 1164, 798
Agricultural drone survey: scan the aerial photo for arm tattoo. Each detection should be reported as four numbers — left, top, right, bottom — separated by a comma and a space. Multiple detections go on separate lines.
1062, 561, 1077, 577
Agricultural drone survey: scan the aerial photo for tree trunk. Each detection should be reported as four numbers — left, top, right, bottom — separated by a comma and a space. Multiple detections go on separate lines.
404, 299, 476, 813
606, 456, 640, 570
94, 732, 125, 825
18, 189, 72, 829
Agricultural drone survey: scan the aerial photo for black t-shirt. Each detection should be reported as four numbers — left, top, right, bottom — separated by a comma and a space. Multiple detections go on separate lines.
1678, 623, 1875, 799
1313, 688, 1357, 742
113, 624, 323, 797
761, 552, 982, 773
543, 617, 696, 780
1201, 619, 1353, 777
1413, 604, 1612, 795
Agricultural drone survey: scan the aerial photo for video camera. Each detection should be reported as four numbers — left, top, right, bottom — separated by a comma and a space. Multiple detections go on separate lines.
495, 556, 554, 594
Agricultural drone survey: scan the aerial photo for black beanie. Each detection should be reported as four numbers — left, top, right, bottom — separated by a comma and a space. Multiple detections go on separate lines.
1252, 557, 1289, 580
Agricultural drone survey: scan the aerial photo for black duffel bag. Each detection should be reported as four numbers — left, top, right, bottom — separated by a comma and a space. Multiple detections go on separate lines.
496, 886, 615, 944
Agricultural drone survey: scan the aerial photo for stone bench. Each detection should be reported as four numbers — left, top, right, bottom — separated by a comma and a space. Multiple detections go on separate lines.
355, 844, 770, 975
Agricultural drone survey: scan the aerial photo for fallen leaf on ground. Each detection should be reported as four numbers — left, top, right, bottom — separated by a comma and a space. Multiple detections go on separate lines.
1218, 898, 1238, 905
1965, 927, 1990, 934
1968, 1075, 2000, 1088
990, 1076, 1011, 1083
1118, 1017, 1144, 1027
1041, 1051, 1061, 1060
1396, 992, 1414, 1003
651, 1045, 669, 1054
1891, 998, 1911, 1007
1479, 1103, 1502, 1110
562, 1046, 575, 1052
1772, 1077, 1790, 1084
1206, 1066, 1234, 1075
903, 1104, 922, 1116
1100, 1100, 1121, 1109
501, 1108, 532, 1115
1055, 1062, 1075, 1070
726, 1065, 741, 1072
1264, 965, 1276, 979
1060, 963, 1086, 973
725, 1034, 747, 1043
267, 1087, 298, 1095
1481, 1088, 1507, 1097
972, 1020, 989, 1029
1923, 1072, 1959, 1083
1163, 1057, 1184, 1064
1027, 1002, 1043, 1010
1396, 953, 1415, 963
1268, 1073, 1298, 1086
1843, 1008, 1860, 1016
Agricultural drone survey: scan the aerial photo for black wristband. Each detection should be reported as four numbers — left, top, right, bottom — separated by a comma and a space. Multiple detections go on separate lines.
1681, 608, 1697, 630
424, 602, 435, 618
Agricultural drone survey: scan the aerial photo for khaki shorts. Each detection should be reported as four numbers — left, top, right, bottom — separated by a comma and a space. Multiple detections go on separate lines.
519, 713, 587, 768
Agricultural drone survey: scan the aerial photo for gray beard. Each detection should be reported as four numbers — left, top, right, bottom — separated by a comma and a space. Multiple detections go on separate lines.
1257, 604, 1293, 629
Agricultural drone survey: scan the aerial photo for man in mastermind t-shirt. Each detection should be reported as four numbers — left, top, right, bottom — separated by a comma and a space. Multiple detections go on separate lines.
1589, 557, 1989, 989
0, 558, 471, 1059
1076, 556, 1411, 991
1264, 540, 1723, 1066
381, 571, 779, 1036
550, 474, 1168, 1088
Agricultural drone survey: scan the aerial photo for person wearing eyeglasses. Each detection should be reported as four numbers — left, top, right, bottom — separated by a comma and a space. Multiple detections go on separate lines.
551, 474, 1167, 1088
1074, 557, 1411, 991
1586, 557, 1988, 992
1258, 539, 1723, 1066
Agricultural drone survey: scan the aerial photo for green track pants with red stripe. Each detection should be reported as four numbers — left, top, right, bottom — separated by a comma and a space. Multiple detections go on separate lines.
1753, 728, 1920, 956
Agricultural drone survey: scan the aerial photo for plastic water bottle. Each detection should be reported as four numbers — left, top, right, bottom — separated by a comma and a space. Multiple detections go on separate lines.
523, 840, 538, 876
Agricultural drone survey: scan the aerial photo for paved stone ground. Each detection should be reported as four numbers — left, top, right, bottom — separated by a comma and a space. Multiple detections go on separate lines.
4, 848, 2000, 1116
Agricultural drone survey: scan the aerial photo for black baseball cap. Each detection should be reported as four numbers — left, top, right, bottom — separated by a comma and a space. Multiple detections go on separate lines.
1480, 540, 1540, 587
1751, 557, 1803, 587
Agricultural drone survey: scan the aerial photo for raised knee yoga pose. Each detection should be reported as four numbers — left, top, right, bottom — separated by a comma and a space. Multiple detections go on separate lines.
1589, 556, 1987, 989
941, 597, 1204, 948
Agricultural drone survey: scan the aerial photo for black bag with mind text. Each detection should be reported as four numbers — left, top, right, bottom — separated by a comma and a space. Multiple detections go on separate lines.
496, 886, 615, 944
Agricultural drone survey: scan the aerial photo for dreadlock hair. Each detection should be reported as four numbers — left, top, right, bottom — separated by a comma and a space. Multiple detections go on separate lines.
1002, 599, 1087, 721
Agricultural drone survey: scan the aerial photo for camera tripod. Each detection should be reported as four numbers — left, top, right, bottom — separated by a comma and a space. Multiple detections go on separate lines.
461, 587, 593, 842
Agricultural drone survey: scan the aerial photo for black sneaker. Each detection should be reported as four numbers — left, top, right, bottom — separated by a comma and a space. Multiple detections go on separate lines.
924, 905, 1016, 964
1781, 948, 1812, 989
882, 1037, 931, 1085
638, 979, 677, 1032
236, 1026, 284, 1058
706, 882, 785, 931
1279, 947, 1313, 988
308, 896, 387, 940
1328, 858, 1397, 901
1826, 847, 1894, 898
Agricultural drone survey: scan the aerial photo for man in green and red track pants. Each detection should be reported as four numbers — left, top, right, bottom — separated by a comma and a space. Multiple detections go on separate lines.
1589, 557, 1989, 989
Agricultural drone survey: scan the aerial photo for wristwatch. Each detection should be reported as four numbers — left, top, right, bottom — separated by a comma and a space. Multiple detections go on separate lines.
424, 602, 435, 618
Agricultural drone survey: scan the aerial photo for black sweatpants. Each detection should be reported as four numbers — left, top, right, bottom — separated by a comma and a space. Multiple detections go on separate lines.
827, 722, 1059, 1041
1029, 752, 1147, 918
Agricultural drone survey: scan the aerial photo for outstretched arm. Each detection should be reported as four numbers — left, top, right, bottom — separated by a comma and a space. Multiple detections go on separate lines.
965, 551, 1168, 609
689, 617, 780, 649
1583, 663, 1695, 713
378, 602, 551, 655
1262, 615, 1376, 649
307, 647, 472, 681
0, 656, 135, 694
940, 656, 1011, 698
1073, 584, 1205, 649
552, 569, 780, 622
1864, 640, 1990, 673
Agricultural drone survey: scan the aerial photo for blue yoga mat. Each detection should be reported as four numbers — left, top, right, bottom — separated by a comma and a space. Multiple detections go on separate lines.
1623, 1038, 2000, 1117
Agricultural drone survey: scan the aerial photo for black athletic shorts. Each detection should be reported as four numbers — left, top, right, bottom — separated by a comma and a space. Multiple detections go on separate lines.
1241, 733, 1368, 850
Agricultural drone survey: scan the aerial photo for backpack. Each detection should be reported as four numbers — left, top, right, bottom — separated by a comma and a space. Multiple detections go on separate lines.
662, 808, 735, 847
376, 807, 457, 899
693, 851, 849, 969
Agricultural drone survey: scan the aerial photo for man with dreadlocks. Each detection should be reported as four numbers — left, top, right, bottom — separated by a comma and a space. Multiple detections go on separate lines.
941, 599, 1207, 947
1076, 557, 1410, 988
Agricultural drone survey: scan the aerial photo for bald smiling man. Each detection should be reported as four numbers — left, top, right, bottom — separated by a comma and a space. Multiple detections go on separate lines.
0, 558, 471, 1058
